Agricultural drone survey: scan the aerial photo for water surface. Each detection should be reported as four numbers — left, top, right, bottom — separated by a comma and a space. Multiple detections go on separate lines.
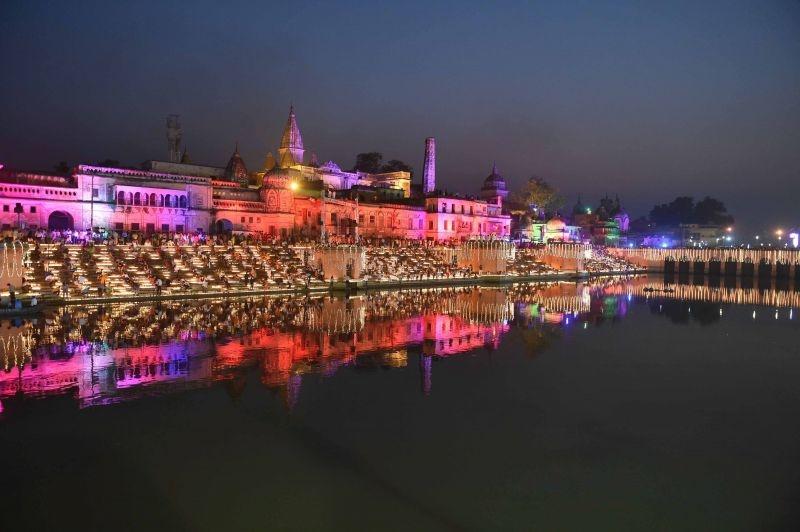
1, 277, 799, 531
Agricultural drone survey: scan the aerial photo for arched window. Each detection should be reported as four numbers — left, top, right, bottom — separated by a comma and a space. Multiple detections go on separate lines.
150, 193, 157, 206
127, 192, 133, 205
179, 195, 187, 208
164, 194, 172, 207
117, 191, 125, 204
133, 192, 141, 205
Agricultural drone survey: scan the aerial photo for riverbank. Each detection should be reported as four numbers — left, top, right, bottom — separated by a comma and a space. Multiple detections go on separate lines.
2, 269, 646, 312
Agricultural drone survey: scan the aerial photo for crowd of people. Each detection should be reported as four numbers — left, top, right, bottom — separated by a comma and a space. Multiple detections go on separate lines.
583, 248, 639, 273
2, 230, 638, 306
22, 239, 326, 301
362, 244, 475, 281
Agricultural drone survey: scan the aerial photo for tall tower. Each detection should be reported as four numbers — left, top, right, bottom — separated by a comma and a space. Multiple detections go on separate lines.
278, 105, 304, 167
166, 114, 182, 163
422, 137, 436, 194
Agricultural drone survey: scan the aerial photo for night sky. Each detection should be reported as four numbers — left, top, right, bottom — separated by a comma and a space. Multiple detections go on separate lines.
1, 0, 798, 233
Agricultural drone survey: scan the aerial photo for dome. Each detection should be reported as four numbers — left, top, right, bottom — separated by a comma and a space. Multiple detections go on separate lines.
321, 160, 341, 173
482, 162, 507, 191
224, 144, 248, 185
572, 196, 587, 215
546, 217, 567, 231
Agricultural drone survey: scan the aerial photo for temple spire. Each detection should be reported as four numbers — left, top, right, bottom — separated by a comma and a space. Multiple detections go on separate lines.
278, 105, 304, 167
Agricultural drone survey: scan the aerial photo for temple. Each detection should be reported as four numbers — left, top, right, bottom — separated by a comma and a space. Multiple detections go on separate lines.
0, 107, 512, 241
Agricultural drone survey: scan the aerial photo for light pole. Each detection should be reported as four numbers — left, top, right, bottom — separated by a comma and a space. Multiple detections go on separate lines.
89, 172, 95, 233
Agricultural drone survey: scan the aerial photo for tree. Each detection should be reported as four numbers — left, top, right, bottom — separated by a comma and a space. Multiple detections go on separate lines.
693, 196, 734, 225
381, 159, 413, 174
507, 176, 564, 215
649, 196, 694, 226
352, 152, 383, 173
649, 196, 734, 226
53, 161, 70, 174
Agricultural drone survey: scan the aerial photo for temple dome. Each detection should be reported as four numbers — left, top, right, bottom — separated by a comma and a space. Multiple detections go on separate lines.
224, 143, 248, 185
572, 196, 586, 215
321, 160, 341, 173
482, 162, 507, 191
545, 217, 566, 231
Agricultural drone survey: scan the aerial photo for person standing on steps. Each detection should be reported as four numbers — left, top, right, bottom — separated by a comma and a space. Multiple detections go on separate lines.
7, 284, 16, 308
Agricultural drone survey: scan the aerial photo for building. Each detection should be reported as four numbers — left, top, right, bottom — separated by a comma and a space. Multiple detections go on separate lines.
571, 195, 629, 245
0, 107, 511, 241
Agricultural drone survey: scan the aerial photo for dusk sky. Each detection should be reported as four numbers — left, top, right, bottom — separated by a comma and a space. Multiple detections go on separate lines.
1, 0, 798, 233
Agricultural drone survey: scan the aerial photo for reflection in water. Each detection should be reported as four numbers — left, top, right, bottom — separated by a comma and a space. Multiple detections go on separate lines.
0, 275, 796, 417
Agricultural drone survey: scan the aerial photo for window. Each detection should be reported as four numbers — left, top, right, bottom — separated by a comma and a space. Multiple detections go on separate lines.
331, 213, 337, 224
146, 223, 155, 234
131, 223, 140, 231
359, 214, 364, 224
241, 217, 245, 223
418, 220, 423, 230
369, 215, 375, 225
461, 205, 464, 214
443, 220, 448, 230
30, 206, 36, 213
451, 204, 455, 213
2, 205, 8, 212
248, 217, 253, 223
470, 206, 473, 214
92, 188, 99, 198
162, 224, 170, 232
429, 220, 433, 230
176, 225, 184, 233
441, 203, 446, 213
114, 222, 124, 231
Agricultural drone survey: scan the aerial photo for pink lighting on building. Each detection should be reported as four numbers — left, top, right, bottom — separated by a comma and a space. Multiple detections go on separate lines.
0, 106, 511, 242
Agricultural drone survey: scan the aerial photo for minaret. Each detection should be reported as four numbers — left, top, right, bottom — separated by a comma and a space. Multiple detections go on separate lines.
278, 105, 304, 167
166, 114, 182, 163
422, 137, 436, 194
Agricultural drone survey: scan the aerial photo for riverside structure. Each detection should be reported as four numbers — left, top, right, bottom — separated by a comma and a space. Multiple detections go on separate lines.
0, 107, 515, 242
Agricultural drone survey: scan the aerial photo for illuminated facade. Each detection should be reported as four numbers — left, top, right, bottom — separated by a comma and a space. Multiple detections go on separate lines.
0, 107, 511, 241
